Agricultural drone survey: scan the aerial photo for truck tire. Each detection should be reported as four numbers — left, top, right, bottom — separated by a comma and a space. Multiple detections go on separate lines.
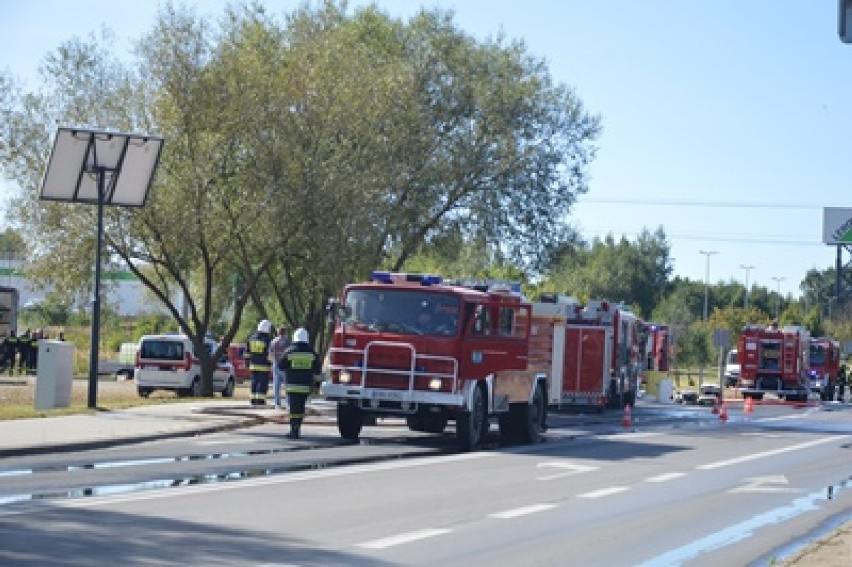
137, 387, 151, 398
337, 402, 362, 441
456, 384, 487, 451
500, 384, 546, 444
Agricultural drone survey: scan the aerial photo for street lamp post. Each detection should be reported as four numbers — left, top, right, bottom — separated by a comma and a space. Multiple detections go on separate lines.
771, 276, 785, 320
740, 264, 755, 310
699, 250, 718, 321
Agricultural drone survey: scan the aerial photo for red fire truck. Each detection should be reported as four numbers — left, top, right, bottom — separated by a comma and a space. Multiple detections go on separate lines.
737, 324, 811, 401
808, 337, 840, 401
531, 295, 644, 411
323, 272, 548, 450
644, 323, 671, 372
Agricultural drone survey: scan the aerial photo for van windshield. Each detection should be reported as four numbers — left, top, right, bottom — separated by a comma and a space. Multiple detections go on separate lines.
140, 340, 185, 361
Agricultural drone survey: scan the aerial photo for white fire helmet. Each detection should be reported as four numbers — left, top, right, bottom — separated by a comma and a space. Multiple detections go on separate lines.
293, 327, 309, 343
257, 319, 272, 334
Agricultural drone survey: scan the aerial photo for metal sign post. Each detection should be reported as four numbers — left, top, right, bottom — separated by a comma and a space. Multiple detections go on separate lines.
39, 128, 163, 408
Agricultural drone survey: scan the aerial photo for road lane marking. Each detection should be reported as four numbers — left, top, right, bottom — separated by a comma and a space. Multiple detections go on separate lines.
536, 462, 598, 481
577, 486, 629, 498
730, 475, 798, 494
646, 472, 686, 483
357, 528, 451, 549
697, 436, 845, 470
488, 503, 556, 519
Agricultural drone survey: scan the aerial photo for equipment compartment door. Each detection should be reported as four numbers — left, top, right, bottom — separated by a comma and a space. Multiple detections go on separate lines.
564, 327, 607, 395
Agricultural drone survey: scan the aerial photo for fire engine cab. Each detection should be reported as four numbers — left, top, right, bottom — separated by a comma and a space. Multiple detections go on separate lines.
737, 324, 811, 401
531, 295, 644, 411
323, 272, 548, 450
808, 337, 840, 401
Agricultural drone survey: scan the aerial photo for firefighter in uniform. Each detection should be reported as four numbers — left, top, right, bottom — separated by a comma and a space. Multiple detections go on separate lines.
1, 331, 17, 374
838, 363, 848, 403
244, 319, 273, 405
278, 327, 321, 439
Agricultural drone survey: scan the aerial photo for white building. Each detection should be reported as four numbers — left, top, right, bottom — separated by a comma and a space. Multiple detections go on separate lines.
0, 259, 168, 316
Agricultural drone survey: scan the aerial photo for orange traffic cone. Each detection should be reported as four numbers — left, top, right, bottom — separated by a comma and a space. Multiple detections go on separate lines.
744, 396, 754, 414
719, 401, 729, 422
621, 403, 633, 427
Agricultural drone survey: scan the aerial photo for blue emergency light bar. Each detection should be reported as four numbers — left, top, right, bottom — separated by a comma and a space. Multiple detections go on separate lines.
370, 271, 443, 286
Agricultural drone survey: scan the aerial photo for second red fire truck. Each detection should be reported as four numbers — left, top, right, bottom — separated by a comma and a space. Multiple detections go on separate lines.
531, 294, 644, 411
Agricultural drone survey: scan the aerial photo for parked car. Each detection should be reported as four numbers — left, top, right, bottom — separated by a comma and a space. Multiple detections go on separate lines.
724, 348, 740, 387
135, 334, 235, 398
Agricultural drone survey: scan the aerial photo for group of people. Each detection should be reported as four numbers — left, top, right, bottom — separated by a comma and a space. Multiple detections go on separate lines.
0, 329, 57, 374
244, 320, 321, 439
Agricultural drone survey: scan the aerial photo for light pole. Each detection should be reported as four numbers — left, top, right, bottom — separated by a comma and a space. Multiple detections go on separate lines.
740, 264, 755, 309
699, 250, 718, 321
771, 276, 785, 320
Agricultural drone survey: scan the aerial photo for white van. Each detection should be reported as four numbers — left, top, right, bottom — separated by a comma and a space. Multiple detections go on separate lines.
135, 334, 235, 398
724, 348, 740, 387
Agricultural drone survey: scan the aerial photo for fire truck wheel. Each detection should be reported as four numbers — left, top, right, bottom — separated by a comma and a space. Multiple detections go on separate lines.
523, 384, 546, 443
337, 402, 363, 440
456, 384, 487, 450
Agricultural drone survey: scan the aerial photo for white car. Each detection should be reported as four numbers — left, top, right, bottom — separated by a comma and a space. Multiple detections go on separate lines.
135, 334, 235, 398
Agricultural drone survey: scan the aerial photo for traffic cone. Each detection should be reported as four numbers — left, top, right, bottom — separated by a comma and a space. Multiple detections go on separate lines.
719, 401, 729, 422
621, 403, 633, 427
744, 396, 754, 414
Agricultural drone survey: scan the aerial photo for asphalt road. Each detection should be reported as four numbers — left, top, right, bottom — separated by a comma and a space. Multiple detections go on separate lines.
0, 402, 849, 566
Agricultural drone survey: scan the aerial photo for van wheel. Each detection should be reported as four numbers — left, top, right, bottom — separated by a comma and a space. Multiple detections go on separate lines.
137, 387, 151, 398
222, 377, 235, 398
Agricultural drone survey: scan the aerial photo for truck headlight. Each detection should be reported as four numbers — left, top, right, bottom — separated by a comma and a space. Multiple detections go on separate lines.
339, 370, 351, 384
428, 378, 442, 391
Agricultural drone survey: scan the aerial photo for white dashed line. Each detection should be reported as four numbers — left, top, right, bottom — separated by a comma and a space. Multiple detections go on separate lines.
646, 472, 686, 483
577, 486, 629, 498
697, 436, 845, 470
357, 528, 451, 549
488, 503, 557, 519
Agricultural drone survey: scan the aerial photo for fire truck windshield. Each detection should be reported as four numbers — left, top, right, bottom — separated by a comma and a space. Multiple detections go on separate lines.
343, 289, 460, 337
809, 345, 825, 365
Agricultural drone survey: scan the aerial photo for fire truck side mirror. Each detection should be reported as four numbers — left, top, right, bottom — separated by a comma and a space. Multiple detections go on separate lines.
326, 298, 340, 324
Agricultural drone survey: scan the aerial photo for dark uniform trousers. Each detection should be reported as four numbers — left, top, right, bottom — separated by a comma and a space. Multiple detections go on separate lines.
281, 348, 320, 438
245, 335, 272, 404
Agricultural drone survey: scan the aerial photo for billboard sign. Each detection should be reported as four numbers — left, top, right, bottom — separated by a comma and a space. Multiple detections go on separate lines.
823, 208, 852, 245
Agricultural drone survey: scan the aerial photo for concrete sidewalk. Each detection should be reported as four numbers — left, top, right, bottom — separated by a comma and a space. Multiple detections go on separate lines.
0, 400, 337, 458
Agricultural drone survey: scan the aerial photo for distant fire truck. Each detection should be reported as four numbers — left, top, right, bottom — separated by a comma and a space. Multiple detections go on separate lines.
808, 337, 840, 401
531, 294, 644, 411
737, 324, 811, 401
644, 323, 671, 372
323, 272, 548, 450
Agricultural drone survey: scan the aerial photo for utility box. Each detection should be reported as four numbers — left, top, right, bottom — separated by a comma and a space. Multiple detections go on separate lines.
657, 378, 674, 404
34, 340, 75, 410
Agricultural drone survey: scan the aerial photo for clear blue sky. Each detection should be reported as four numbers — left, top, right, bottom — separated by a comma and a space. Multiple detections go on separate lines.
2, 1, 851, 299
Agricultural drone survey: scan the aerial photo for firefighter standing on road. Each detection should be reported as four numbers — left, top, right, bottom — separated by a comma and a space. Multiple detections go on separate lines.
278, 327, 321, 439
245, 319, 273, 406
838, 363, 848, 403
